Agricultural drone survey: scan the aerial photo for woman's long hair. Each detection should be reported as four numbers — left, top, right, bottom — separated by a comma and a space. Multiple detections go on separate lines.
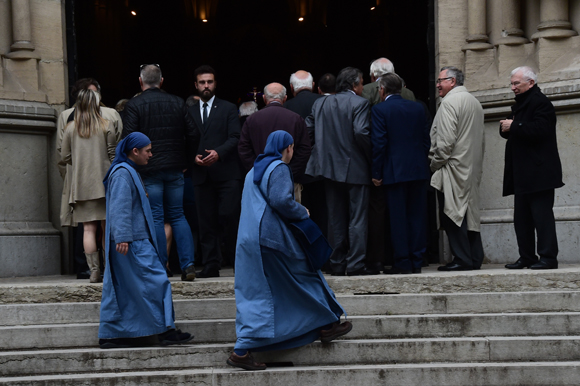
71, 89, 108, 138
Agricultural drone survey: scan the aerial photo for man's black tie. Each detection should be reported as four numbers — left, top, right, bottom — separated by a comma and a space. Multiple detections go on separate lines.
203, 102, 208, 128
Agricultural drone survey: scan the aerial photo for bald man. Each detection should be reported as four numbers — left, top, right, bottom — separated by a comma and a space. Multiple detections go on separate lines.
284, 70, 323, 119
238, 82, 311, 200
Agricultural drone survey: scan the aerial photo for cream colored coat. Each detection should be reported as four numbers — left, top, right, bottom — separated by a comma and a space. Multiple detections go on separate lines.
60, 121, 116, 219
56, 107, 122, 226
429, 86, 485, 231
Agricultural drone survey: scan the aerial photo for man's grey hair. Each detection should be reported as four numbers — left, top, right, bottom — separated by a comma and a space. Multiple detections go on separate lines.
239, 101, 258, 117
289, 72, 314, 92
336, 67, 363, 93
263, 84, 287, 101
441, 66, 464, 86
370, 58, 395, 77
140, 65, 162, 87
511, 66, 538, 83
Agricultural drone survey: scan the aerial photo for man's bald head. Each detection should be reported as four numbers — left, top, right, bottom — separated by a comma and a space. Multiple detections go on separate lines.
370, 58, 395, 81
289, 70, 314, 96
263, 82, 287, 104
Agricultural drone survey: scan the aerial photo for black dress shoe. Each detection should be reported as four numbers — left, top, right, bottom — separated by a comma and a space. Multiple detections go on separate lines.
437, 263, 472, 272
196, 266, 220, 278
505, 259, 535, 269
383, 268, 412, 275
347, 267, 380, 276
99, 338, 133, 349
412, 267, 422, 274
530, 259, 558, 270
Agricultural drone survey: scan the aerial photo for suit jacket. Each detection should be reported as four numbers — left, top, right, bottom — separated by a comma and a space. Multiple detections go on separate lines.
305, 91, 372, 185
362, 81, 416, 106
189, 97, 242, 185
284, 89, 323, 119
238, 102, 311, 183
371, 95, 430, 185
500, 84, 564, 196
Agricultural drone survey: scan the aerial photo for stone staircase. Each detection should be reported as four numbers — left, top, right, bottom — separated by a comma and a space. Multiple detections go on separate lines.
2, 267, 580, 385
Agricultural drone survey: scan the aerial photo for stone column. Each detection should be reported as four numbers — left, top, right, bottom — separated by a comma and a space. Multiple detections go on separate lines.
463, 0, 493, 50
497, 0, 529, 45
5, 0, 40, 59
532, 0, 578, 40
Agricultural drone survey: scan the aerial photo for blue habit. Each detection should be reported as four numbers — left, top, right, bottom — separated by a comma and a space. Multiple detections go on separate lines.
234, 160, 345, 352
99, 162, 175, 339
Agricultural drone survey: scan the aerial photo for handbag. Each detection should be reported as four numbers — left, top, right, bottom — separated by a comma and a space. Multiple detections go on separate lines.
257, 180, 332, 271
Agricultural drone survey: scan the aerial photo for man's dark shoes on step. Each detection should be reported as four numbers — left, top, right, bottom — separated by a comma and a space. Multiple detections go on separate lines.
227, 351, 267, 371
437, 262, 472, 271
530, 259, 558, 270
196, 265, 220, 278
505, 258, 535, 269
181, 265, 196, 281
99, 338, 133, 349
347, 266, 380, 276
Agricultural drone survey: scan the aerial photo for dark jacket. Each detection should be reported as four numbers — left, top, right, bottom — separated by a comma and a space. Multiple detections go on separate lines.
188, 97, 242, 185
238, 102, 311, 183
371, 95, 430, 185
122, 88, 199, 174
305, 91, 371, 185
500, 84, 564, 196
284, 89, 323, 119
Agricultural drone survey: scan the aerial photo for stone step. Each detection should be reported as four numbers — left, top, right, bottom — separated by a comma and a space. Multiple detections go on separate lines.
2, 362, 580, 385
2, 265, 580, 304
4, 291, 580, 326
2, 336, 580, 377
3, 312, 580, 350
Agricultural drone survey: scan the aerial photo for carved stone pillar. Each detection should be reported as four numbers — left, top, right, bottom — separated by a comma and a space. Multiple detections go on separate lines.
463, 0, 493, 51
531, 0, 578, 40
5, 0, 40, 60
497, 0, 529, 45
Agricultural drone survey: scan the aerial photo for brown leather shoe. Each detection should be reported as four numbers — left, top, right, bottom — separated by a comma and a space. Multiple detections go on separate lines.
320, 321, 353, 343
226, 351, 266, 371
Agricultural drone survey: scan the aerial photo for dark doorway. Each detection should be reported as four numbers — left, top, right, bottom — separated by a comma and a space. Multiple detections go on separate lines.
69, 0, 432, 109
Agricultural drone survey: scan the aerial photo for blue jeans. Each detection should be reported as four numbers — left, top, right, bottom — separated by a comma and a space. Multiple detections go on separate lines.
143, 170, 194, 270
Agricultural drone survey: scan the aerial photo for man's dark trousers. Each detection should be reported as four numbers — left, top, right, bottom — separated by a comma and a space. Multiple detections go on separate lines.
438, 191, 484, 269
385, 180, 428, 272
514, 189, 558, 264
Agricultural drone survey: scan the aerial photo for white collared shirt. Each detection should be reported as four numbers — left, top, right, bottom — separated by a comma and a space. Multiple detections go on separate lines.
199, 95, 216, 123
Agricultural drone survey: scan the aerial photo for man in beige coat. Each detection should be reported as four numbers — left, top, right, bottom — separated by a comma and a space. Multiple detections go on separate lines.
429, 66, 485, 271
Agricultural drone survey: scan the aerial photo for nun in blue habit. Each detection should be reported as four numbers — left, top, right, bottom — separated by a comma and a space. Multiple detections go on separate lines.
98, 132, 191, 348
227, 130, 352, 370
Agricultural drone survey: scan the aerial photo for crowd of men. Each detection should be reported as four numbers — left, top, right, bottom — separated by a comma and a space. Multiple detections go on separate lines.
62, 59, 563, 281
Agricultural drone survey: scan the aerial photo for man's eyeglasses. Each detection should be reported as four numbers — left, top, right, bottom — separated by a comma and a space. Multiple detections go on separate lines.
436, 77, 453, 84
140, 63, 161, 71
510, 80, 530, 87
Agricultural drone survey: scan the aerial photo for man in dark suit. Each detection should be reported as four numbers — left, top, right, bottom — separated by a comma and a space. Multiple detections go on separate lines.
238, 82, 311, 201
306, 67, 375, 276
371, 74, 430, 274
284, 70, 322, 119
318, 73, 336, 95
189, 65, 242, 278
501, 66, 564, 270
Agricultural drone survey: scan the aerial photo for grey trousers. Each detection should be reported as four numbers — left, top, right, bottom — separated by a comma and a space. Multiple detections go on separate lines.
325, 180, 369, 273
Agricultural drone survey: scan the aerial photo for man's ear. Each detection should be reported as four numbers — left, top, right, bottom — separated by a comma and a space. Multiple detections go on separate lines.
159, 78, 164, 88
283, 95, 288, 103
139, 77, 144, 89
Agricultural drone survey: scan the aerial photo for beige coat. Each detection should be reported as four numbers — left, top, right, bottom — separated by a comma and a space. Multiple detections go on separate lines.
56, 107, 122, 226
60, 121, 116, 225
429, 86, 485, 231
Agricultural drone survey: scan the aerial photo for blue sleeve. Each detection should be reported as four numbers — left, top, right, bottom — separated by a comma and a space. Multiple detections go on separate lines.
267, 164, 309, 221
108, 171, 134, 243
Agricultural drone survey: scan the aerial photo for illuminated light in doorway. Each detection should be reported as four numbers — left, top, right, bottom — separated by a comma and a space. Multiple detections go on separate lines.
202, 19, 208, 22
298, 17, 304, 21
131, 10, 137, 16
370, 7, 375, 10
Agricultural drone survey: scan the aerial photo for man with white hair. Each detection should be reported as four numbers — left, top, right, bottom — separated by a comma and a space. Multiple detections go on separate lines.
430, 66, 485, 272
362, 57, 416, 106
284, 70, 323, 119
238, 82, 311, 201
238, 101, 258, 126
501, 66, 563, 270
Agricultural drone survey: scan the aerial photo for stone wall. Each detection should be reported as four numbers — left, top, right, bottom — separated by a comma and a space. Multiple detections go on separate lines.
0, 0, 68, 277
436, 0, 580, 263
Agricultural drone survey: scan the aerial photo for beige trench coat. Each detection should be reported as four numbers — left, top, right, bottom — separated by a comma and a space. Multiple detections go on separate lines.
429, 86, 485, 232
56, 107, 122, 226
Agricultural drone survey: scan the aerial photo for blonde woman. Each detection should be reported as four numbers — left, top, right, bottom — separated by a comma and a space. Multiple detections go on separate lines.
61, 89, 117, 283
